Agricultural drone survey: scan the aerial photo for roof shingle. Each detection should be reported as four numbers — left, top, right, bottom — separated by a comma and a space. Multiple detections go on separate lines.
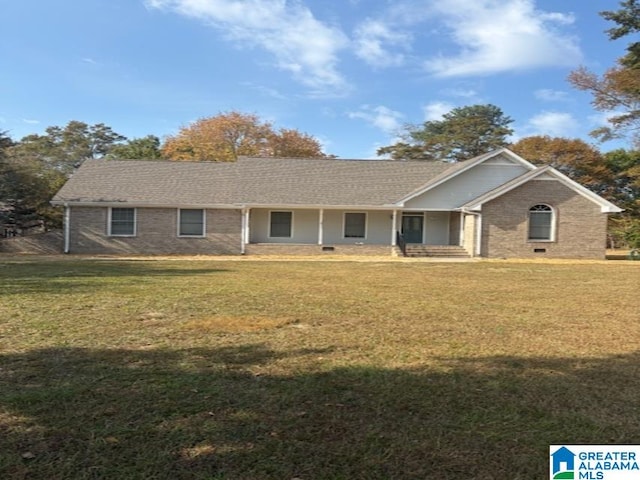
53, 157, 458, 207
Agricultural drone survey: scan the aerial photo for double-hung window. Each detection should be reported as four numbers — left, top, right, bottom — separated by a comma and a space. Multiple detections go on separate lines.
528, 204, 554, 241
179, 209, 205, 237
270, 211, 292, 238
344, 212, 366, 239
109, 208, 136, 236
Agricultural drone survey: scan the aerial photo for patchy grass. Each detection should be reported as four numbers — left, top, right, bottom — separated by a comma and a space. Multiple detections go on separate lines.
0, 258, 638, 479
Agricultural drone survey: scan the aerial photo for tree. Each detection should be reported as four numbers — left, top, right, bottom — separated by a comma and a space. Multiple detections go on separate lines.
568, 1, 640, 146
601, 0, 640, 67
266, 128, 325, 158
377, 104, 514, 162
107, 135, 164, 160
510, 136, 616, 197
12, 121, 127, 174
162, 111, 326, 161
3, 121, 127, 229
603, 148, 640, 215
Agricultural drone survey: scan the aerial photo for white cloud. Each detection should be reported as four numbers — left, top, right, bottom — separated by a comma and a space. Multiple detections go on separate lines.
521, 111, 579, 137
348, 105, 404, 133
353, 19, 411, 68
422, 101, 454, 121
441, 88, 478, 99
145, 0, 349, 94
423, 0, 582, 77
22, 118, 40, 125
534, 89, 569, 102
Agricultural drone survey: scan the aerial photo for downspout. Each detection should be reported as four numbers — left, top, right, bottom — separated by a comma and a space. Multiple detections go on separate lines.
476, 214, 482, 257
63, 204, 70, 254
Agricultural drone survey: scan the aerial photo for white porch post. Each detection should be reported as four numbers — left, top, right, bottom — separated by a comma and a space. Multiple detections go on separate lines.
63, 205, 70, 254
244, 208, 251, 244
459, 212, 464, 246
318, 209, 324, 245
241, 208, 250, 254
391, 209, 397, 246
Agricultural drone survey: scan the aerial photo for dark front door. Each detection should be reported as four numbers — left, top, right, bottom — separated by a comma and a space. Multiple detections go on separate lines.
402, 214, 424, 244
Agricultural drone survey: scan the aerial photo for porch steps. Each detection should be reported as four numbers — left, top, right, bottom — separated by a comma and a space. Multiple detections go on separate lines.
404, 245, 470, 258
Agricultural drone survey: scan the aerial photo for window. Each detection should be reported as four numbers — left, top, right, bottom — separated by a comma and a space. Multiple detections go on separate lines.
109, 208, 135, 236
528, 204, 554, 241
179, 209, 205, 237
270, 211, 292, 238
344, 212, 366, 238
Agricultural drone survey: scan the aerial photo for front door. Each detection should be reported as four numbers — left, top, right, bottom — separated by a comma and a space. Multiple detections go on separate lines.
402, 214, 424, 243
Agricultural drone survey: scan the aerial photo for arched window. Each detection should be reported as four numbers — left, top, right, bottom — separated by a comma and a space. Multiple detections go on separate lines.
528, 204, 554, 241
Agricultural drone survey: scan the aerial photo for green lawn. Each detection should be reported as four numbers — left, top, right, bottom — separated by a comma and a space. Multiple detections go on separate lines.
0, 258, 638, 479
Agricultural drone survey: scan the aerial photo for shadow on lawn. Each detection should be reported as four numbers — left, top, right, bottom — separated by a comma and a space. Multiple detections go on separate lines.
2, 345, 640, 480
0, 260, 229, 295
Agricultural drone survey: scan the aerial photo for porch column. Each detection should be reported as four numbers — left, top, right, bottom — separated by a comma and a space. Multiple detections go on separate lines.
244, 208, 251, 244
391, 209, 397, 246
318, 209, 324, 245
459, 212, 464, 246
63, 205, 70, 254
241, 208, 250, 254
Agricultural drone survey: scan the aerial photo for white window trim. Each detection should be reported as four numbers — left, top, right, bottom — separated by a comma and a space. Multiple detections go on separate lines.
343, 212, 367, 240
108, 207, 137, 237
527, 204, 556, 242
269, 210, 294, 238
177, 208, 206, 238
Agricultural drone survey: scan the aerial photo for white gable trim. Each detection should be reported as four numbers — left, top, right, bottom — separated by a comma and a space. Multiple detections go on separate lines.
394, 148, 536, 206
463, 166, 623, 213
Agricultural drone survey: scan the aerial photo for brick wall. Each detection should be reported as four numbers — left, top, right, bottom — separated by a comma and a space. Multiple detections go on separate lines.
481, 180, 608, 259
462, 213, 477, 257
69, 207, 242, 254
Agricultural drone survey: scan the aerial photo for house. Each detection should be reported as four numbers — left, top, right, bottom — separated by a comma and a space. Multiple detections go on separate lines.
550, 446, 575, 478
51, 148, 621, 258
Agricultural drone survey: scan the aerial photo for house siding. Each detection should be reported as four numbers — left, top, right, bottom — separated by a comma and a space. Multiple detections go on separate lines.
249, 208, 393, 245
405, 160, 528, 209
449, 212, 461, 246
481, 180, 607, 259
69, 206, 241, 254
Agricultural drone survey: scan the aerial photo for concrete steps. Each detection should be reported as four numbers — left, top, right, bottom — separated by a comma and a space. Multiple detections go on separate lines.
404, 245, 470, 258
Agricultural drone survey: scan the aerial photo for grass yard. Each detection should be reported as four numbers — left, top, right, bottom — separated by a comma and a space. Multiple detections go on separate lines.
0, 258, 638, 479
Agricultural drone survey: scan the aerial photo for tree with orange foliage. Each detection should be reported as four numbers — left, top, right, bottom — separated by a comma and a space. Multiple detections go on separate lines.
162, 111, 326, 161
510, 136, 616, 197
568, 1, 640, 147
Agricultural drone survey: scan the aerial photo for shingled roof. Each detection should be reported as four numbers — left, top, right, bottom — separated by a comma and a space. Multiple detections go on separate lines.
52, 157, 459, 207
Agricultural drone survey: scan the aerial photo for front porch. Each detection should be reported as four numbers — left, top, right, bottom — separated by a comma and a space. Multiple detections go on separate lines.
241, 208, 477, 257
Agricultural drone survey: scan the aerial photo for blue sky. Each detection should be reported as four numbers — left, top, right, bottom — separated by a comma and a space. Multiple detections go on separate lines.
0, 0, 630, 158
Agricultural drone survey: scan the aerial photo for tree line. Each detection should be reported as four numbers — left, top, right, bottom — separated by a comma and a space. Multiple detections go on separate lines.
1, 1, 638, 246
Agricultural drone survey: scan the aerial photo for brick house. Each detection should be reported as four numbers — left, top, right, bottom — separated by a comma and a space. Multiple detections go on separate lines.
51, 148, 621, 258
